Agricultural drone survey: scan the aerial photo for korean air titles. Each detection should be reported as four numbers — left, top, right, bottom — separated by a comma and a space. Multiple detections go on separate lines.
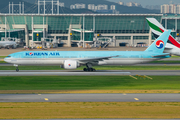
26, 52, 60, 57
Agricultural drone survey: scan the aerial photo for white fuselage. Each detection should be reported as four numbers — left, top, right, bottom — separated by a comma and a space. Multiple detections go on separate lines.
5, 57, 160, 66
164, 43, 180, 56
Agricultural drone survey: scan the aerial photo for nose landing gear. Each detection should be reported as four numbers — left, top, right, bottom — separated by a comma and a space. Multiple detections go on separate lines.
14, 64, 19, 72
16, 68, 19, 72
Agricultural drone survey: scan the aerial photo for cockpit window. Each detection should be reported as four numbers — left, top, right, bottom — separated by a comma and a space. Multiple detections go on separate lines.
6, 56, 11, 58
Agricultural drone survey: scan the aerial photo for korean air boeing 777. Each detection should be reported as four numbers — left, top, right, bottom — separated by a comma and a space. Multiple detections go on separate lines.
4, 30, 171, 72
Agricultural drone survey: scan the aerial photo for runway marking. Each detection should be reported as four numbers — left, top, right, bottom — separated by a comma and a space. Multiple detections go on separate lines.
44, 98, 49, 101
144, 75, 153, 79
123, 93, 126, 95
129, 75, 137, 79
136, 74, 152, 79
134, 98, 139, 101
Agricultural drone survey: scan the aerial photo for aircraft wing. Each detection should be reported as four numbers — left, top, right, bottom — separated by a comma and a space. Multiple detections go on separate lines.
78, 55, 119, 63
152, 53, 171, 58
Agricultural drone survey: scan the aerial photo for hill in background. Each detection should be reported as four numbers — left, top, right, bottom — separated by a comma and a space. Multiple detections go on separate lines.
23, 0, 160, 13
0, 0, 96, 14
0, 0, 160, 14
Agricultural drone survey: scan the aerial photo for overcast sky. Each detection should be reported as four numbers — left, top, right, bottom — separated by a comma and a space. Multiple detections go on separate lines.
108, 0, 180, 7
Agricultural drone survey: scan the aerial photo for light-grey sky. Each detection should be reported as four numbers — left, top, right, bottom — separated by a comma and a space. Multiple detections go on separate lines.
108, 0, 180, 7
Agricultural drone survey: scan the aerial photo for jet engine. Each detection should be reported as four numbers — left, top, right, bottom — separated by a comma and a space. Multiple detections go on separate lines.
63, 60, 79, 69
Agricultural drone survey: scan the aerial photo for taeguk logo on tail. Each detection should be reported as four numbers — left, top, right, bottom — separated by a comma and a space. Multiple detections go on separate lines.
156, 40, 164, 49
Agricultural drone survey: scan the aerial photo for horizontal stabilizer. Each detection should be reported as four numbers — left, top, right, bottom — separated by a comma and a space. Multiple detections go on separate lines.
152, 53, 170, 57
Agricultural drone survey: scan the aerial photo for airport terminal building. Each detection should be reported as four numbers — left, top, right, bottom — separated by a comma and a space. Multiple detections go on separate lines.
0, 14, 179, 47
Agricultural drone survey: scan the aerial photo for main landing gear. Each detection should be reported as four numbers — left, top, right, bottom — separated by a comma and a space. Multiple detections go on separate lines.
83, 68, 96, 72
83, 63, 96, 72
14, 64, 19, 72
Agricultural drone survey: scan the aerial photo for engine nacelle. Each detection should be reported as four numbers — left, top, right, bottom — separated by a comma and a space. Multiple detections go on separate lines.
63, 60, 79, 69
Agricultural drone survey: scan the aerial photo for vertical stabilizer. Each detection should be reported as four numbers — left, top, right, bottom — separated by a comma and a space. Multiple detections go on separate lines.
146, 18, 164, 36
145, 30, 171, 53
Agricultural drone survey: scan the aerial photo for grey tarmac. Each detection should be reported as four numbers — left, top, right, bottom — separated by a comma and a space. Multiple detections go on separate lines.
0, 94, 180, 102
0, 70, 180, 76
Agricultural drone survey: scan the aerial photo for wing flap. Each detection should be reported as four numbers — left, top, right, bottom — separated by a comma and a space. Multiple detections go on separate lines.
78, 55, 119, 63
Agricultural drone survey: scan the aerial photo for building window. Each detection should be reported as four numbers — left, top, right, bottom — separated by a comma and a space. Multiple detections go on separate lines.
48, 30, 68, 34
28, 30, 32, 34
47, 36, 54, 38
115, 36, 131, 40
29, 36, 32, 40
56, 36, 68, 40
133, 36, 149, 40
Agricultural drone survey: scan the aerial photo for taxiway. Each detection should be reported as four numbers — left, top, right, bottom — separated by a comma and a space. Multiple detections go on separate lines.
0, 94, 180, 102
0, 70, 180, 76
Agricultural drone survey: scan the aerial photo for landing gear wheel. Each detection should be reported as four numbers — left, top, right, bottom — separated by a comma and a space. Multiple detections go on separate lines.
90, 68, 94, 72
83, 68, 87, 71
16, 68, 19, 72
83, 68, 96, 72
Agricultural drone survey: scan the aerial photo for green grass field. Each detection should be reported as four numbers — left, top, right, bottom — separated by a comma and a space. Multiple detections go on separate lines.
0, 102, 180, 119
0, 76, 179, 91
1, 65, 180, 70
171, 55, 180, 58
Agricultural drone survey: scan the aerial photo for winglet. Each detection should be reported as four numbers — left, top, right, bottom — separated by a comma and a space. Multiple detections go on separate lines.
145, 30, 171, 53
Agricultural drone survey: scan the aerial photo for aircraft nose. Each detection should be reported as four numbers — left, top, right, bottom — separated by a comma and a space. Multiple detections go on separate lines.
4, 58, 9, 63
3, 58, 7, 62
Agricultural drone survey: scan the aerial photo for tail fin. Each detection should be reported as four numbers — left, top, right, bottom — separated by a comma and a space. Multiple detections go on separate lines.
145, 30, 171, 53
146, 18, 180, 48
146, 18, 164, 36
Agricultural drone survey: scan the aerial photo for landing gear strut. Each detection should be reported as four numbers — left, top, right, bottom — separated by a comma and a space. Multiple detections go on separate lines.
83, 63, 96, 72
14, 64, 19, 72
